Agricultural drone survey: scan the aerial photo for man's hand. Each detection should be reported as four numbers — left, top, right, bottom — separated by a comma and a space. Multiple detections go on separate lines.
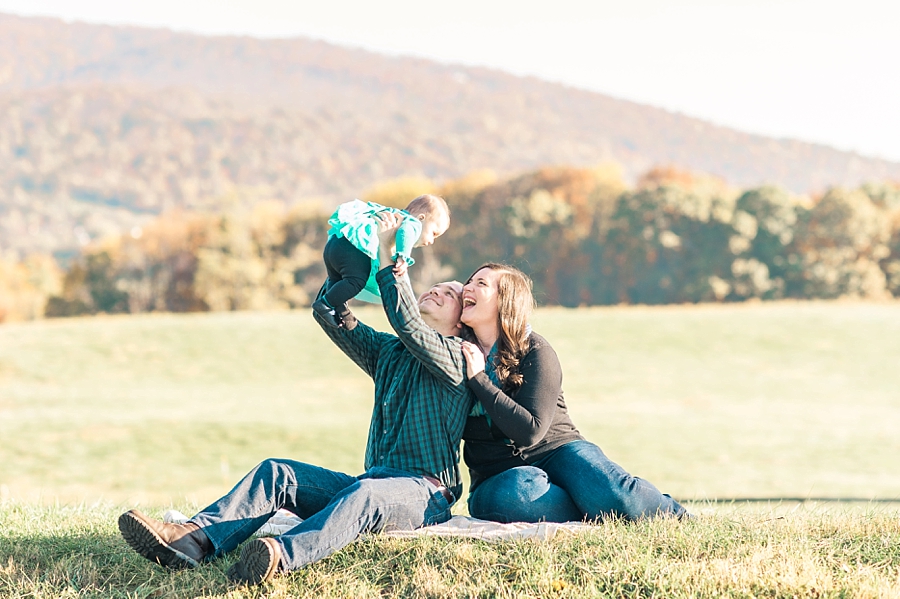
375, 211, 401, 241
393, 257, 409, 277
461, 341, 486, 379
375, 212, 402, 269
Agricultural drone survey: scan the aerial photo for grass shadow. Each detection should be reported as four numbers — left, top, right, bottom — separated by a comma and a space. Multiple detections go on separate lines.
0, 529, 244, 598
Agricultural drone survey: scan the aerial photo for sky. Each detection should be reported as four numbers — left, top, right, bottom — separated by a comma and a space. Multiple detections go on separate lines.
2, 0, 899, 162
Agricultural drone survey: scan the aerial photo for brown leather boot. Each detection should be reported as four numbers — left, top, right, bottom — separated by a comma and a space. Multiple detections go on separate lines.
118, 509, 212, 568
226, 537, 283, 585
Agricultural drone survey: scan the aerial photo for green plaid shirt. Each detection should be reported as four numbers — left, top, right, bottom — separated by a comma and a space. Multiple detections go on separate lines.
315, 268, 472, 499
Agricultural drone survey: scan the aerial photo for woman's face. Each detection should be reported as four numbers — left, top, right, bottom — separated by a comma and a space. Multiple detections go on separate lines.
461, 267, 502, 329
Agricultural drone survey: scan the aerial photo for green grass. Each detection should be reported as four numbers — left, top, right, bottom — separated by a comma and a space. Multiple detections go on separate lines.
1, 501, 899, 598
0, 310, 374, 505
2, 301, 897, 504
1, 302, 899, 597
539, 302, 900, 500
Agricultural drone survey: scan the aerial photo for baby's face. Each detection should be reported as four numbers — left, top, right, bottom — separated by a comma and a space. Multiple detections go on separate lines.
416, 214, 449, 247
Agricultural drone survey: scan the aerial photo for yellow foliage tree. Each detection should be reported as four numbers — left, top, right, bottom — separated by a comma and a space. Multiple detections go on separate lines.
0, 254, 62, 322
361, 176, 438, 209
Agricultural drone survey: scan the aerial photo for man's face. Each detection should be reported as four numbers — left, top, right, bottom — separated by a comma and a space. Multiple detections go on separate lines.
418, 281, 463, 334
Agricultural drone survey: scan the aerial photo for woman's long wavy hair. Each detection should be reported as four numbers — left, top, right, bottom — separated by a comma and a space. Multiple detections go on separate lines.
464, 263, 535, 392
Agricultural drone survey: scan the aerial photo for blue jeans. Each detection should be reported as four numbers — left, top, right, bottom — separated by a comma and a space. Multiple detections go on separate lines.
190, 458, 453, 571
468, 440, 687, 523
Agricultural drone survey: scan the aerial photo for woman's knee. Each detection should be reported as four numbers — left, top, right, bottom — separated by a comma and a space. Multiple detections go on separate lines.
485, 467, 551, 502
469, 467, 580, 523
469, 467, 546, 517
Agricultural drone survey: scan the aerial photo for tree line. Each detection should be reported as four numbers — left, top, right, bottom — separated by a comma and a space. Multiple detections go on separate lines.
1, 165, 898, 322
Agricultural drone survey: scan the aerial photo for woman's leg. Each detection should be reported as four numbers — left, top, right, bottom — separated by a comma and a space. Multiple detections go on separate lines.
467, 466, 582, 523
322, 236, 372, 307
535, 440, 688, 521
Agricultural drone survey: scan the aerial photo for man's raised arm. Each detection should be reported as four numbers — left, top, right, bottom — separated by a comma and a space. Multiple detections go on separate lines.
312, 286, 390, 380
375, 268, 466, 387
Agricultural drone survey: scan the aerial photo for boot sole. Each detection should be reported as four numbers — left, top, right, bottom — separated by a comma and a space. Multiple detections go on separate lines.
311, 300, 341, 328
227, 538, 281, 585
117, 510, 200, 568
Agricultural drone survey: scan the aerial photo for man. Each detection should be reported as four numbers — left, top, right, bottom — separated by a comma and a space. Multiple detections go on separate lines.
117, 225, 472, 586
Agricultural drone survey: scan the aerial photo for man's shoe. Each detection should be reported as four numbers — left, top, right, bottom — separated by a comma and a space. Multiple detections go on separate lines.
227, 537, 283, 586
118, 509, 211, 568
311, 298, 341, 328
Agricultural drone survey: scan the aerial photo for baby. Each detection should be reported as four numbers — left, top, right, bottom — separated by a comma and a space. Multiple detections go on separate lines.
312, 194, 450, 328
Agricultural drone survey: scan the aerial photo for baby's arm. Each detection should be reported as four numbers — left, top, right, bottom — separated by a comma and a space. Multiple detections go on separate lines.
393, 216, 423, 262
374, 212, 404, 275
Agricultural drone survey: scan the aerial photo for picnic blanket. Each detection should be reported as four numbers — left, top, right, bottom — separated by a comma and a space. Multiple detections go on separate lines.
163, 509, 592, 542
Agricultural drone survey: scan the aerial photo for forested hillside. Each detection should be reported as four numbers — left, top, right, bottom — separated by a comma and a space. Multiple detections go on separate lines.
2, 12, 899, 261
4, 165, 898, 323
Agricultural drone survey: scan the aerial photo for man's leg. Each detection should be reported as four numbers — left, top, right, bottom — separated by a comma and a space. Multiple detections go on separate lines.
191, 458, 357, 556
228, 474, 452, 585
535, 440, 688, 521
467, 466, 582, 523
119, 458, 356, 568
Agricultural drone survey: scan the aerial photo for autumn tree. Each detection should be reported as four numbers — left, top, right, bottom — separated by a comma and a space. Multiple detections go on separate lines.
436, 165, 625, 306
361, 176, 439, 209
791, 187, 891, 298
30, 167, 900, 318
595, 168, 737, 304
0, 253, 62, 322
726, 186, 805, 300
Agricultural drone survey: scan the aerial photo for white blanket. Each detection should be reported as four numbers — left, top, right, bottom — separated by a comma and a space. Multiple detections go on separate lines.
163, 509, 592, 542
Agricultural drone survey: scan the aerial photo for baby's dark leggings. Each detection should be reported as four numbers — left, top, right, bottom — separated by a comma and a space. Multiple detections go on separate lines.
323, 235, 372, 308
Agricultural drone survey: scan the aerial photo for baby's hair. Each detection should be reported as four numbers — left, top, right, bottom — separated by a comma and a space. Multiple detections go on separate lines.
406, 194, 450, 222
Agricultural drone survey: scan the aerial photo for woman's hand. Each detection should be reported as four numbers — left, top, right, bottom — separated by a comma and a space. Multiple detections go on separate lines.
461, 341, 486, 379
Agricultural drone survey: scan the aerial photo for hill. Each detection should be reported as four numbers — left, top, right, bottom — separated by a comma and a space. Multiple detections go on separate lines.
1, 12, 899, 258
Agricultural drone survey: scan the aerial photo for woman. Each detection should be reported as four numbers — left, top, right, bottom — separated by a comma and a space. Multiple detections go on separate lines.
460, 263, 688, 523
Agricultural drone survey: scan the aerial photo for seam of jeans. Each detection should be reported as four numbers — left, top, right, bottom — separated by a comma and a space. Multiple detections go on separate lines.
282, 498, 440, 569
212, 481, 354, 550
209, 478, 300, 552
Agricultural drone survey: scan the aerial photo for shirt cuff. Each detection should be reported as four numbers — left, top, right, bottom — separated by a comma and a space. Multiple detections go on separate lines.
467, 371, 496, 396
375, 266, 396, 286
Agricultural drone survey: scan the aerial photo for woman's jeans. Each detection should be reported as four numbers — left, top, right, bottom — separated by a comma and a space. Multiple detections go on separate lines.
190, 458, 453, 571
468, 440, 687, 523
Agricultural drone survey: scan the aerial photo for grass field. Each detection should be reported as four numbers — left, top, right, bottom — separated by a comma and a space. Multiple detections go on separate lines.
2, 501, 899, 598
1, 301, 899, 597
1, 301, 898, 505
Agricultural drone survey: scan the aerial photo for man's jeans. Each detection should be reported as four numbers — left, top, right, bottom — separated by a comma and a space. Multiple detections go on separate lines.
190, 459, 453, 571
468, 440, 687, 523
